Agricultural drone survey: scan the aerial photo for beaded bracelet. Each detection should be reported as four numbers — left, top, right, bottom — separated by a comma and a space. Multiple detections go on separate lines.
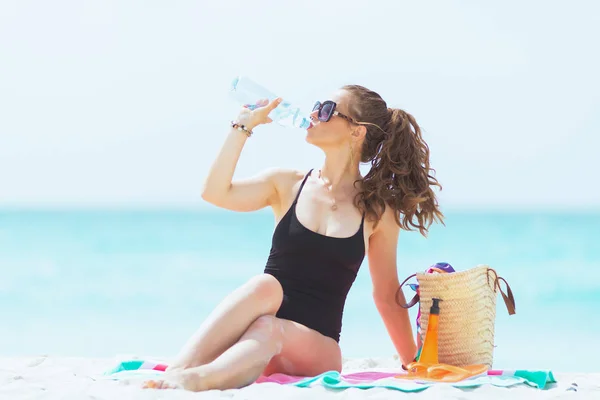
231, 121, 253, 137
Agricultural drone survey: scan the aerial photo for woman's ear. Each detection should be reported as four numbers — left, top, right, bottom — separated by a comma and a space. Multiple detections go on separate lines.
352, 125, 367, 139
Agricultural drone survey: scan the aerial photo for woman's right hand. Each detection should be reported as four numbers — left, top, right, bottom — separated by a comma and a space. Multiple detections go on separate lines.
235, 97, 283, 131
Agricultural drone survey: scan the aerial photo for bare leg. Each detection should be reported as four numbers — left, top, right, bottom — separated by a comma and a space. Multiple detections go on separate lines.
168, 274, 283, 369
143, 315, 342, 391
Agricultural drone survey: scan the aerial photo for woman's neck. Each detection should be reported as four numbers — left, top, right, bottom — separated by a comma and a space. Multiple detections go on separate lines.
319, 148, 361, 189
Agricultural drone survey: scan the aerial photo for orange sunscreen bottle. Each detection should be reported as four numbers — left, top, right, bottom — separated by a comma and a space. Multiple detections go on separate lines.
418, 298, 442, 365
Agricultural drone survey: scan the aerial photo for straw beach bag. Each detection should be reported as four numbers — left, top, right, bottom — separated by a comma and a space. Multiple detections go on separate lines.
397, 263, 516, 368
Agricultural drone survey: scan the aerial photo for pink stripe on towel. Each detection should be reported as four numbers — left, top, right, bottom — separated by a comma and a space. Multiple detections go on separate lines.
255, 373, 308, 384
256, 371, 404, 384
341, 371, 401, 382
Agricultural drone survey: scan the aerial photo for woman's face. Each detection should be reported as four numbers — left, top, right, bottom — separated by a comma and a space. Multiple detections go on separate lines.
305, 90, 357, 149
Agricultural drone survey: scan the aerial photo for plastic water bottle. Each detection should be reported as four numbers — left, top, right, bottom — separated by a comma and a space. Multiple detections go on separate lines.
229, 76, 311, 129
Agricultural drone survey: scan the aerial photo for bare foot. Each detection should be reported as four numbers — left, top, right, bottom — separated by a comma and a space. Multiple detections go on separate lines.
142, 378, 182, 390
141, 369, 202, 391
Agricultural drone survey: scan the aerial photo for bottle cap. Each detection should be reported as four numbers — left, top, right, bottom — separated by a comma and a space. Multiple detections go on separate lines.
431, 298, 443, 315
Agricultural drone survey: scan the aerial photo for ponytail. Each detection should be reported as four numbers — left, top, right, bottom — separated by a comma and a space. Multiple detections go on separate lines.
343, 85, 444, 236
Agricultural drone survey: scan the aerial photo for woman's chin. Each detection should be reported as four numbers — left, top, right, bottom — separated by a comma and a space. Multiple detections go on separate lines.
305, 134, 323, 147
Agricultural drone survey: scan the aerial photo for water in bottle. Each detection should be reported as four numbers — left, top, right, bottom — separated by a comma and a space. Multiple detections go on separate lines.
229, 76, 311, 129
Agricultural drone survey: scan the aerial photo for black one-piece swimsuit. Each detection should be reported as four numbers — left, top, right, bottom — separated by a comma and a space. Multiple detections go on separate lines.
263, 169, 365, 342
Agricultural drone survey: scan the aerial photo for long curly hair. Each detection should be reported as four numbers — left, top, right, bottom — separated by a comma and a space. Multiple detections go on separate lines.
343, 85, 445, 237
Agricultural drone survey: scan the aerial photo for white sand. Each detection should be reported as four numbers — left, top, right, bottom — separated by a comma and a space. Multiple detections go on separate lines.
0, 355, 596, 399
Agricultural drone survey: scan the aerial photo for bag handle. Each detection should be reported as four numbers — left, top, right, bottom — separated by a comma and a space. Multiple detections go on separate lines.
397, 267, 517, 315
396, 273, 419, 309
396, 268, 450, 309
488, 268, 516, 315
496, 276, 516, 315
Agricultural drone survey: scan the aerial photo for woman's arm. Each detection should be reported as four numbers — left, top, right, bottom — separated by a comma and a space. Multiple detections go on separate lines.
367, 207, 417, 366
201, 98, 283, 212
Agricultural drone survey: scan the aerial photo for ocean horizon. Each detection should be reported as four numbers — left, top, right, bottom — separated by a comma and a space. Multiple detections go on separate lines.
1, 207, 599, 373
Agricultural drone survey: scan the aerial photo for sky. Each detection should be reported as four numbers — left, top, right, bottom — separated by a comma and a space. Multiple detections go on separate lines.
1, 0, 598, 211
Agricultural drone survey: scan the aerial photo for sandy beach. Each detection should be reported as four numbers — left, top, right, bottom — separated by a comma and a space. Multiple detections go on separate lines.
0, 355, 595, 399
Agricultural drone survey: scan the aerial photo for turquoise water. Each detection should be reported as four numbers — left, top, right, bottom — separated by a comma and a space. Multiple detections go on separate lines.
1, 209, 598, 372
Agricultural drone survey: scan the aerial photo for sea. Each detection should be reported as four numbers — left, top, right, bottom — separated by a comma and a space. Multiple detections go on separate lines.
1, 208, 598, 373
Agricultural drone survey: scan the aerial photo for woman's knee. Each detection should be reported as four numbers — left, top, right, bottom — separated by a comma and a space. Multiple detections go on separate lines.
244, 274, 283, 313
244, 315, 283, 354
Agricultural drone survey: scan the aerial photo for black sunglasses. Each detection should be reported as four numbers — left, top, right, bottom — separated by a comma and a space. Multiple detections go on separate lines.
312, 100, 357, 124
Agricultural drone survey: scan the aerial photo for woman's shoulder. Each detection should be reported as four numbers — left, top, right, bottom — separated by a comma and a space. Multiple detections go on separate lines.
369, 203, 401, 237
261, 167, 310, 192
261, 168, 311, 213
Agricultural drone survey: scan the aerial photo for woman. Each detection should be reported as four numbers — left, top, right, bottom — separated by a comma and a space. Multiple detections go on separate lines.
143, 84, 444, 391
